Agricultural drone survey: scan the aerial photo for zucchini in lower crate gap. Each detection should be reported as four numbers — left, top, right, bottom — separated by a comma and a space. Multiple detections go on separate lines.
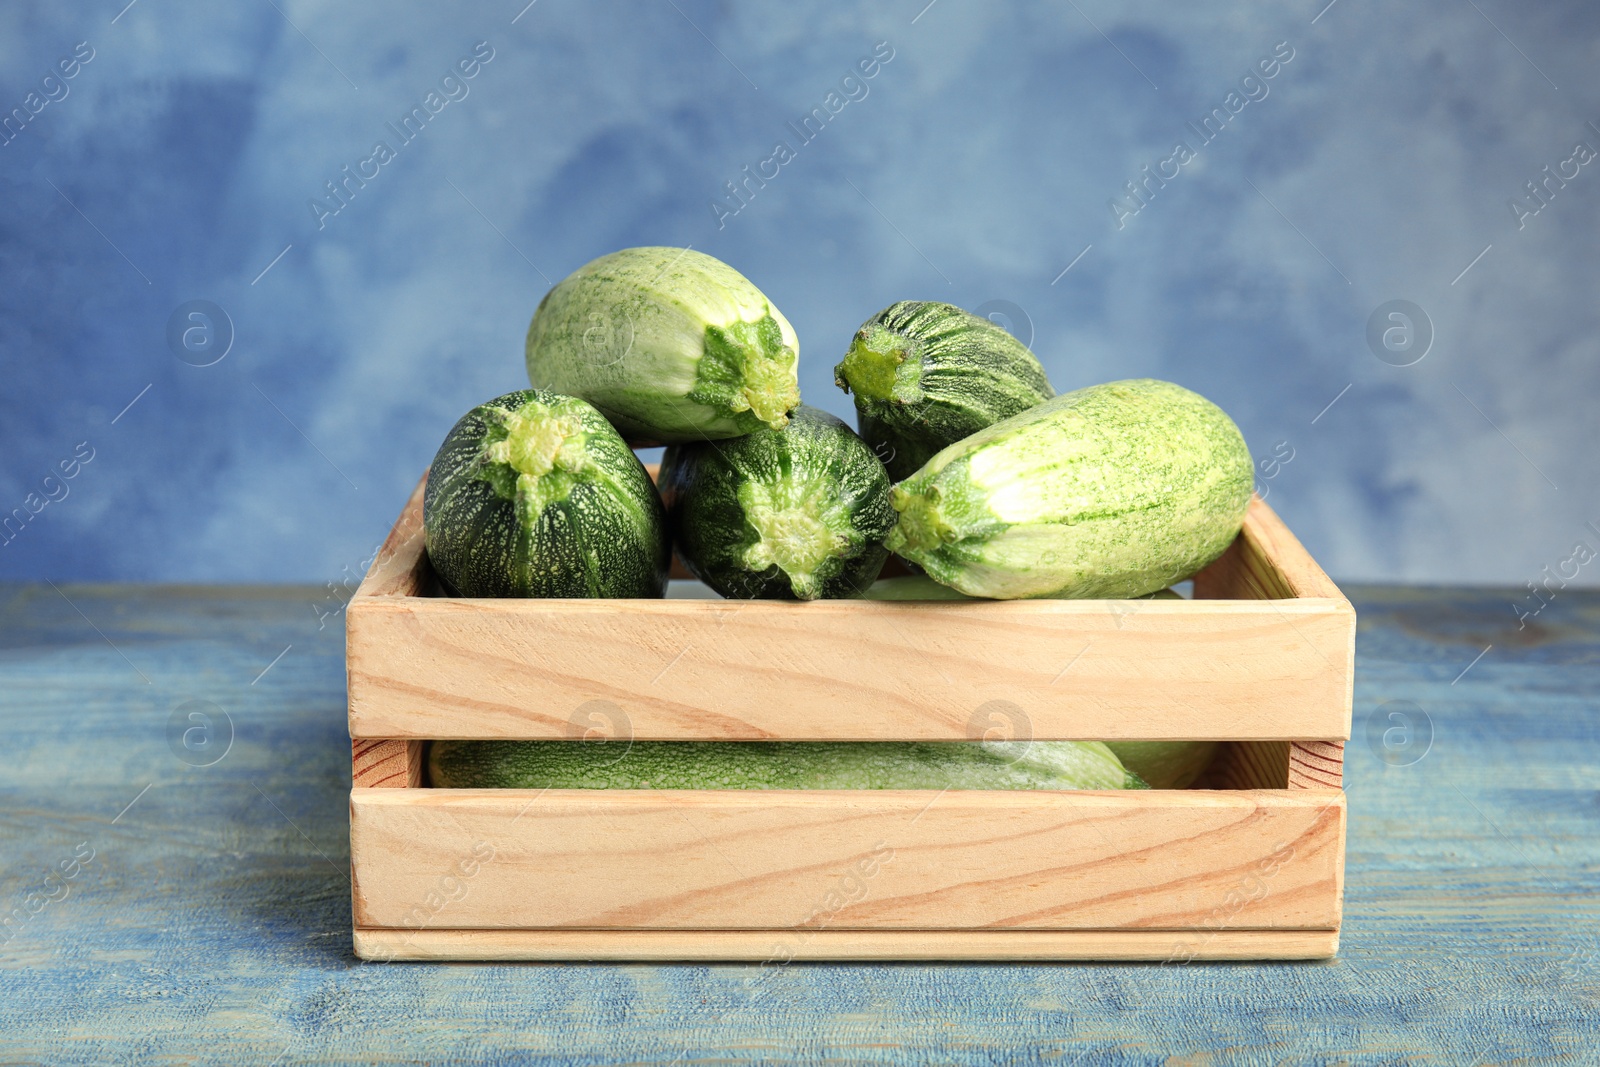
1104, 741, 1219, 789
834, 301, 1055, 481
525, 247, 801, 443
428, 740, 1147, 790
659, 405, 893, 600
423, 389, 669, 598
887, 379, 1253, 599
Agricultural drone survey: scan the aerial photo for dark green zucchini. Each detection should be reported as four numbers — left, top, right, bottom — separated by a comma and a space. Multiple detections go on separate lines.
658, 405, 893, 600
834, 301, 1055, 480
423, 389, 669, 597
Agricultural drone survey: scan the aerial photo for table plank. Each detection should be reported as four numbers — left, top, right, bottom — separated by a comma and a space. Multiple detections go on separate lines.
1, 583, 1596, 1063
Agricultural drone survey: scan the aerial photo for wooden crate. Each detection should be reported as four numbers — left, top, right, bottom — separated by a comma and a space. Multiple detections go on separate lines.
347, 474, 1352, 962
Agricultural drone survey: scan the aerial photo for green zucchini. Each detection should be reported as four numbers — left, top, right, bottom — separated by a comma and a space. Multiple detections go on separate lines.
658, 405, 893, 600
428, 740, 1146, 790
423, 389, 669, 598
1104, 741, 1219, 789
886, 379, 1253, 599
525, 247, 800, 443
834, 301, 1054, 480
861, 578, 1183, 601
862, 574, 978, 600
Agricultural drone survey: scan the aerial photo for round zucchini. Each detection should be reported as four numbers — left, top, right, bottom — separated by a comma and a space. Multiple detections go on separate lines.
658, 405, 893, 600
428, 739, 1146, 791
834, 301, 1055, 480
525, 247, 801, 443
887, 379, 1253, 599
423, 389, 669, 598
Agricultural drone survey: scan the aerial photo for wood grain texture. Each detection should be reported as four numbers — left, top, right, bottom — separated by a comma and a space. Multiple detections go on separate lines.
1193, 494, 1344, 602
354, 927, 1341, 962
347, 599, 1354, 742
350, 739, 423, 788
351, 475, 428, 600
349, 787, 1344, 932
1198, 741, 1288, 789
1288, 740, 1345, 789
4, 583, 1596, 1063
348, 480, 1354, 743
1194, 742, 1343, 791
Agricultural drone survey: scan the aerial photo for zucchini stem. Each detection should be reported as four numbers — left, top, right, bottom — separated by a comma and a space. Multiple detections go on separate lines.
693, 314, 800, 432
834, 322, 924, 406
738, 476, 852, 599
479, 396, 594, 517
886, 484, 955, 555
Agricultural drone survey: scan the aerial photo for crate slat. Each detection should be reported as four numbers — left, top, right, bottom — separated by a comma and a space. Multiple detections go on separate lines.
347, 482, 1353, 742
349, 595, 1352, 741
350, 787, 1343, 932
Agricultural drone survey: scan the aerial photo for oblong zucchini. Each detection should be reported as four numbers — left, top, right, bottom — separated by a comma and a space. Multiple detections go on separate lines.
886, 379, 1253, 599
423, 389, 669, 597
525, 247, 800, 443
861, 577, 1183, 602
428, 739, 1146, 790
862, 574, 978, 600
834, 301, 1055, 480
658, 405, 893, 600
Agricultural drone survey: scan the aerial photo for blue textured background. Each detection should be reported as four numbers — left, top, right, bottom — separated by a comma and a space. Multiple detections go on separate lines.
1, 0, 1595, 585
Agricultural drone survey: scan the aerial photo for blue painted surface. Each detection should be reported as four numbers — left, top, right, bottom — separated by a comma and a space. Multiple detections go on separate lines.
1, 583, 1596, 1063
1, 2, 1597, 587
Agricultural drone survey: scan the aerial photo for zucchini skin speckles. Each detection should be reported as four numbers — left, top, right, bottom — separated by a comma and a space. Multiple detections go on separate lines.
658, 405, 894, 600
834, 301, 1055, 480
423, 389, 669, 598
525, 247, 800, 443
428, 739, 1146, 791
886, 379, 1254, 600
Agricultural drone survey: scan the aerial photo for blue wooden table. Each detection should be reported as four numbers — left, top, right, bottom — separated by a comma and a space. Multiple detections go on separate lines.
2, 583, 1596, 1064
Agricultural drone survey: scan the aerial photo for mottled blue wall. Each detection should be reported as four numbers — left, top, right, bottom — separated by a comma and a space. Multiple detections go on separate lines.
1, 1, 1595, 587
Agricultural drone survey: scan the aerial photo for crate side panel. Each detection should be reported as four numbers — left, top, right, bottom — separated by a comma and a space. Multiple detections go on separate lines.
1193, 495, 1343, 602
1200, 742, 1288, 789
350, 788, 1344, 931
352, 476, 429, 600
347, 597, 1353, 741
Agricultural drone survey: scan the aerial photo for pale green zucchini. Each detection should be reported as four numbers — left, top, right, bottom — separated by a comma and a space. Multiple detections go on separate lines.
525, 247, 800, 443
428, 740, 1146, 790
886, 379, 1253, 599
862, 577, 1184, 601
862, 574, 977, 600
